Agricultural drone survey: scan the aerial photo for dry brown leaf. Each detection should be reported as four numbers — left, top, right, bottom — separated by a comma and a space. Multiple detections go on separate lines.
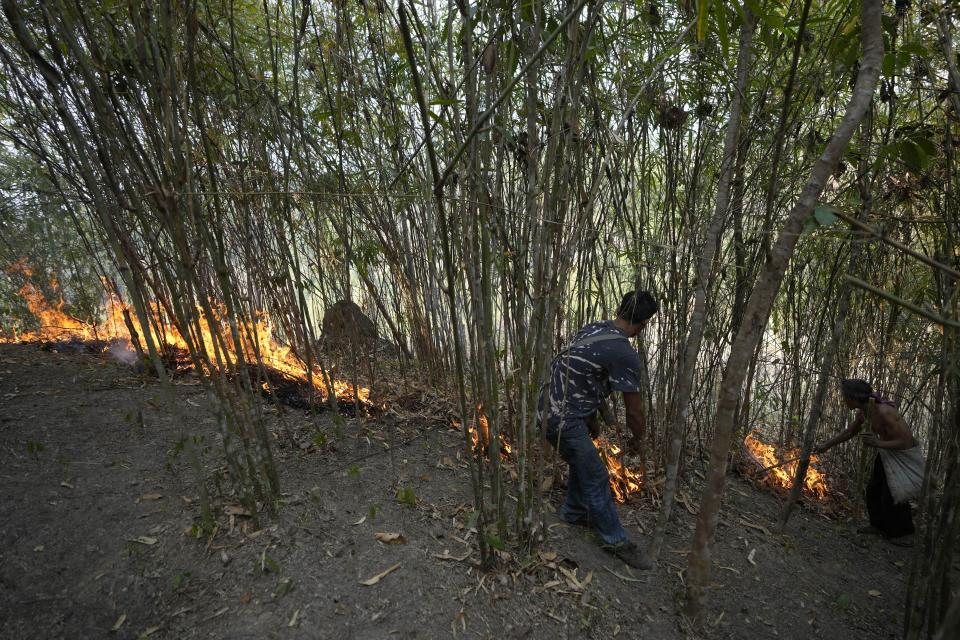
137, 493, 163, 503
141, 625, 160, 636
557, 565, 582, 591
60, 481, 74, 489
131, 536, 158, 545
374, 532, 406, 545
868, 589, 881, 597
111, 613, 126, 631
239, 592, 252, 604
538, 550, 557, 562
224, 505, 251, 517
739, 518, 772, 536
434, 550, 471, 562
352, 516, 366, 526
747, 548, 757, 565
288, 608, 300, 627
359, 562, 401, 586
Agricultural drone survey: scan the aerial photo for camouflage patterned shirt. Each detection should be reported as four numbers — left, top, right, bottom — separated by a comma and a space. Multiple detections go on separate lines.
541, 320, 642, 428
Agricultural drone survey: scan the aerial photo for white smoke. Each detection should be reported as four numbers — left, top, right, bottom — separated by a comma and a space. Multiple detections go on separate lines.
108, 339, 137, 366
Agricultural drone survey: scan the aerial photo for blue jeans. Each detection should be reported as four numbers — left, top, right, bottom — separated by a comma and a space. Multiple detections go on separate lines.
545, 419, 628, 546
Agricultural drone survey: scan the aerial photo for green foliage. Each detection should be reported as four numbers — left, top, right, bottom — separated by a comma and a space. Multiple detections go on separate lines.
395, 486, 416, 507
483, 533, 505, 551
26, 441, 44, 459
171, 571, 191, 592
261, 553, 281, 575
312, 432, 328, 448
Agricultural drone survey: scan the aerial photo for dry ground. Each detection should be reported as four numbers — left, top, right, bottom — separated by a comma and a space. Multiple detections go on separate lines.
0, 343, 921, 639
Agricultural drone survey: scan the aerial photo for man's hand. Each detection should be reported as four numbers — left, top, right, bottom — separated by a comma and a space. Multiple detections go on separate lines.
861, 433, 880, 448
626, 435, 644, 457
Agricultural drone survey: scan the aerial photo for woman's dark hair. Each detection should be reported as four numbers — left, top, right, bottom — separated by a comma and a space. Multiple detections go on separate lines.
617, 290, 658, 324
841, 378, 873, 401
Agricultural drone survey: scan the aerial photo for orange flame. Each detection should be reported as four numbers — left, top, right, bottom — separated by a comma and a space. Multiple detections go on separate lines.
743, 432, 829, 499
468, 405, 512, 456
462, 407, 641, 502
0, 261, 102, 343
2, 262, 369, 404
593, 437, 643, 503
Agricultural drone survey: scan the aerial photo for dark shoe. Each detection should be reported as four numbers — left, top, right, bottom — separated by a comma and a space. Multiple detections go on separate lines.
857, 525, 883, 536
559, 514, 589, 527
602, 540, 653, 570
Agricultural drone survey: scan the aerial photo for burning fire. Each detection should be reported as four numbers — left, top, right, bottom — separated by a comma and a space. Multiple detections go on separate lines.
465, 407, 642, 502
468, 406, 512, 456
593, 437, 643, 503
743, 432, 829, 499
1, 262, 369, 404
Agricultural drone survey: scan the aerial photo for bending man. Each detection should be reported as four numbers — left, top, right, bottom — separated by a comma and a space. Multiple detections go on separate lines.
541, 291, 657, 569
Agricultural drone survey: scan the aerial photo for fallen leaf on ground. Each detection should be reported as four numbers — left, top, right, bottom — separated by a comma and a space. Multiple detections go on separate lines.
558, 565, 583, 591
131, 536, 158, 545
538, 550, 557, 562
137, 493, 163, 503
739, 518, 772, 536
374, 532, 406, 545
111, 614, 126, 631
240, 592, 252, 604
60, 481, 74, 489
434, 550, 471, 562
747, 548, 756, 565
352, 516, 366, 526
224, 505, 251, 517
868, 589, 881, 597
359, 563, 401, 586
288, 608, 300, 627
33, 545, 44, 552
140, 625, 160, 637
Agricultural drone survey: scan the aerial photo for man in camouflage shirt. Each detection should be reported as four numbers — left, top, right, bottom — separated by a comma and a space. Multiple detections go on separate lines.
542, 291, 657, 569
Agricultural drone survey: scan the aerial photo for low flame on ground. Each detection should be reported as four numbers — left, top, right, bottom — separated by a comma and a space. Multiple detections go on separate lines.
468, 407, 512, 456
593, 437, 643, 503
464, 409, 641, 502
743, 432, 829, 499
2, 262, 369, 404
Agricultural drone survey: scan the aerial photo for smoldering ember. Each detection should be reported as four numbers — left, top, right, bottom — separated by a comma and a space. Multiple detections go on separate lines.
0, 1, 957, 639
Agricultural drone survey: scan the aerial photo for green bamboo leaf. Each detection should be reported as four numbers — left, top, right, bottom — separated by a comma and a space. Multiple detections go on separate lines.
899, 140, 927, 172
813, 204, 838, 227
911, 135, 936, 159
697, 0, 713, 42
716, 1, 730, 54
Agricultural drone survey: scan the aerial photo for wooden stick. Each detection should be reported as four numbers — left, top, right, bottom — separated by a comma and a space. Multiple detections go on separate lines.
845, 276, 960, 329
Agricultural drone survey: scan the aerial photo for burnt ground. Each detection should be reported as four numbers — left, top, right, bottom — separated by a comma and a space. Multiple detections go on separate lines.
0, 342, 929, 639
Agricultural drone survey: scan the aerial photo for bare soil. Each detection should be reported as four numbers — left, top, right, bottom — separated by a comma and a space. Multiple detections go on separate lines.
0, 343, 921, 639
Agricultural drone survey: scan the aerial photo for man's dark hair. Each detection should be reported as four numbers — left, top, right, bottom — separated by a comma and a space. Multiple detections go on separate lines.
841, 378, 873, 401
617, 290, 658, 324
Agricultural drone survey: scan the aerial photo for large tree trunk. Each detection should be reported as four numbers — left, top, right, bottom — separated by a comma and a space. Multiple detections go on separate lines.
683, 0, 883, 622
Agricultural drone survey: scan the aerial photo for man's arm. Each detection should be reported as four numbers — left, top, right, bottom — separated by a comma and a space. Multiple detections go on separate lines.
815, 411, 865, 453
623, 391, 646, 453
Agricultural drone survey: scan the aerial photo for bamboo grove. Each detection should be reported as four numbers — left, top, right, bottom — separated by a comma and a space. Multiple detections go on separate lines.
0, 0, 956, 632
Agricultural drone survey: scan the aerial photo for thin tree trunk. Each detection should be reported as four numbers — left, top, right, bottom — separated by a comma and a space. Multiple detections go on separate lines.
650, 12, 755, 563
